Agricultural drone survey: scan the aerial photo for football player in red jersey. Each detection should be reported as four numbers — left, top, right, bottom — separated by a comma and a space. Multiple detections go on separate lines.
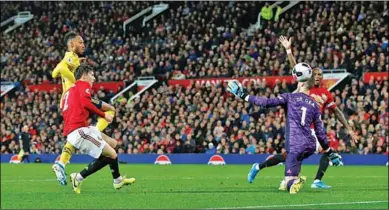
247, 36, 358, 190
61, 63, 135, 194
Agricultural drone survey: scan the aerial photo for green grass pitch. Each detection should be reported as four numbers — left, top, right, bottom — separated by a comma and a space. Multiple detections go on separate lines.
1, 164, 388, 209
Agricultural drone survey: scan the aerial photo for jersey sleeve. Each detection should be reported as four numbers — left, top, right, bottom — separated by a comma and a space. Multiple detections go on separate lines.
313, 107, 329, 150
325, 90, 337, 110
247, 93, 288, 108
78, 84, 106, 118
52, 62, 76, 84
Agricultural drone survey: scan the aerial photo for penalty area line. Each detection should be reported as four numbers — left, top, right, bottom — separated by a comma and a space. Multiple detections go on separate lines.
209, 200, 389, 209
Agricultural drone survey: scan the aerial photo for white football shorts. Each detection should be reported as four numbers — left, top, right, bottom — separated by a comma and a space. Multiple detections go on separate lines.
67, 126, 106, 159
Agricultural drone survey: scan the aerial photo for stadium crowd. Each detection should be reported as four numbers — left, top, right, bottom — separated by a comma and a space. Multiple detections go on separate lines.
0, 1, 388, 155
1, 77, 388, 155
1, 1, 387, 83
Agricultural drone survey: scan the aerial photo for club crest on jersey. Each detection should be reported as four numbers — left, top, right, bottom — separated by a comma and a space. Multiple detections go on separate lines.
86, 89, 90, 94
68, 57, 72, 63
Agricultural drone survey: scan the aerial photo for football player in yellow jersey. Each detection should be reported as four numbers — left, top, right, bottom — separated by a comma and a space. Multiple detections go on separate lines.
52, 31, 116, 186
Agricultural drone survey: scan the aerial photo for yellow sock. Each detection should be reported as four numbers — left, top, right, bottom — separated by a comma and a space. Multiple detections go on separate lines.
96, 110, 115, 132
59, 142, 75, 165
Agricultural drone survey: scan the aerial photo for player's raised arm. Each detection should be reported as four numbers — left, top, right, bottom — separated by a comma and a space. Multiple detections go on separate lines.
227, 80, 287, 107
279, 35, 297, 69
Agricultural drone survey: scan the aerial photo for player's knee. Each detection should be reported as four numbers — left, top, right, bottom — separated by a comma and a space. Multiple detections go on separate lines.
111, 140, 117, 149
110, 152, 117, 160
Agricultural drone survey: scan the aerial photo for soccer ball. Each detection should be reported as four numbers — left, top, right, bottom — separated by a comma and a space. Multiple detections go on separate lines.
292, 62, 313, 82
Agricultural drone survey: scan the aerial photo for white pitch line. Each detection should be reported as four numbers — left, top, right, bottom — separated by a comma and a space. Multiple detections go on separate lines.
209, 200, 389, 209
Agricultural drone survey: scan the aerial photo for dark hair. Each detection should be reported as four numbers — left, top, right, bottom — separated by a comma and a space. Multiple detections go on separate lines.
75, 63, 93, 80
64, 31, 78, 45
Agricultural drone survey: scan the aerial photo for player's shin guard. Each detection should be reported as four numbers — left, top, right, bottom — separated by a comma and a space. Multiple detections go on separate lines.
79, 156, 111, 179
59, 142, 75, 165
96, 110, 115, 132
314, 153, 330, 181
258, 154, 285, 170
109, 157, 121, 179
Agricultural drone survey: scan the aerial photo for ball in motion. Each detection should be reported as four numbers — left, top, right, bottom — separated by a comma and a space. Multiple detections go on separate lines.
292, 62, 313, 82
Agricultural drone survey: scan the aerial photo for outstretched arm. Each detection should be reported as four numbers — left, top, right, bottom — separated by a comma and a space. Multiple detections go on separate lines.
226, 80, 287, 107
246, 95, 287, 108
333, 107, 358, 143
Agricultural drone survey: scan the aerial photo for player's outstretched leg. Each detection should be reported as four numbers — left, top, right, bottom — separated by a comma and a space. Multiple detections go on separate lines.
247, 154, 286, 183
52, 142, 75, 186
311, 153, 331, 189
70, 155, 112, 194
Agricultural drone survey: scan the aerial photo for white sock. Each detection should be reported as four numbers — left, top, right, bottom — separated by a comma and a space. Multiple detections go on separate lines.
313, 179, 320, 183
114, 176, 123, 184
76, 173, 84, 182
255, 164, 260, 170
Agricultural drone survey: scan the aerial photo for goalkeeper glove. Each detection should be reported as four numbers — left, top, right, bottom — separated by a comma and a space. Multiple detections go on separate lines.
325, 149, 343, 166
227, 80, 248, 100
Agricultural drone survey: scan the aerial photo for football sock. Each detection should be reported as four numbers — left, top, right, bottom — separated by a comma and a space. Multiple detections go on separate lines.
108, 157, 121, 179
314, 153, 330, 181
258, 154, 286, 170
59, 142, 75, 165
79, 156, 111, 179
96, 110, 115, 132
76, 173, 84, 182
286, 179, 297, 192
114, 176, 123, 184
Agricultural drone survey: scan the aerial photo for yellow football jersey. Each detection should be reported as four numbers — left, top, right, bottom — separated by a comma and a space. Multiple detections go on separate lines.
52, 52, 81, 107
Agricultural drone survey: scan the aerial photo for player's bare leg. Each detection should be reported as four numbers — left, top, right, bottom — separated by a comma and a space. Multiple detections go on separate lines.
101, 133, 117, 149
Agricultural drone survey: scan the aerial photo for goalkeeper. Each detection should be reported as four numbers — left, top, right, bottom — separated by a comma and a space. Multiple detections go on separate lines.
227, 79, 342, 194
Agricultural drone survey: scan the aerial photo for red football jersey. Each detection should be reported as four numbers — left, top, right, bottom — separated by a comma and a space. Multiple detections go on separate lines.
61, 81, 105, 136
308, 87, 337, 114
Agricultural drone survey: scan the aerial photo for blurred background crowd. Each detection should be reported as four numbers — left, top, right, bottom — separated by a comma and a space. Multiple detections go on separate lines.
1, 1, 388, 155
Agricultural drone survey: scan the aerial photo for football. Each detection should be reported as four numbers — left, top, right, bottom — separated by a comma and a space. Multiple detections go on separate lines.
292, 62, 313, 82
